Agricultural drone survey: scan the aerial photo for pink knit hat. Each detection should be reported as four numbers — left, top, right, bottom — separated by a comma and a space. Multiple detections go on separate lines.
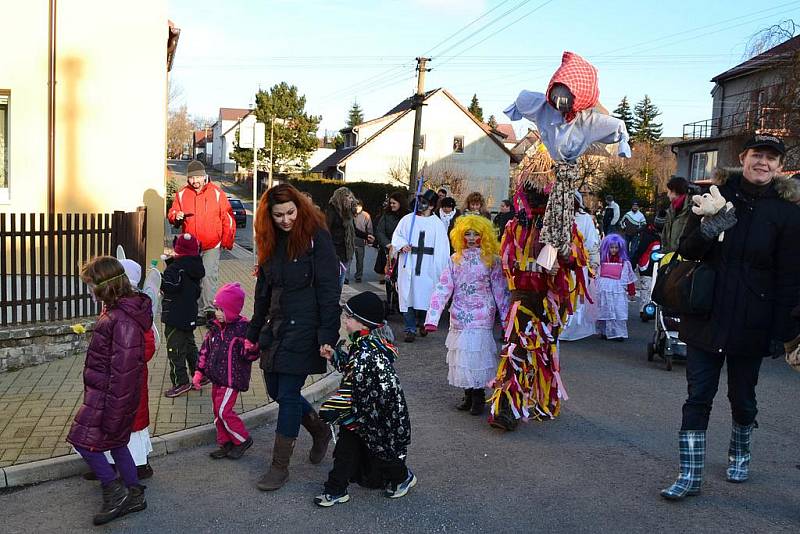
173, 233, 200, 257
214, 282, 245, 322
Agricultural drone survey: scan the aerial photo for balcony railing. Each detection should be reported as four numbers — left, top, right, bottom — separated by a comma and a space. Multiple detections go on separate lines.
682, 107, 790, 140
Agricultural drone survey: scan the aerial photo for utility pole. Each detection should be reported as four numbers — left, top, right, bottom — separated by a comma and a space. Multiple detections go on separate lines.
268, 117, 275, 190
252, 118, 258, 259
409, 57, 430, 188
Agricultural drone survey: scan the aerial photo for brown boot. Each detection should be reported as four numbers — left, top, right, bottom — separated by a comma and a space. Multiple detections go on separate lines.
301, 410, 332, 464
256, 434, 296, 491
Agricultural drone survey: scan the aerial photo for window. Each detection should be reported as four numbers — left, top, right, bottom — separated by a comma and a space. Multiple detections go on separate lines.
689, 150, 717, 181
0, 91, 8, 201
453, 136, 464, 154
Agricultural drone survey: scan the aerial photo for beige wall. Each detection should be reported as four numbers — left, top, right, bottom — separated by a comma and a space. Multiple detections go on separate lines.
0, 0, 168, 263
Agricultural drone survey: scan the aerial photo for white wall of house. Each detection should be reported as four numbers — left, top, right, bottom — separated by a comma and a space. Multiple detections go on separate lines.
343, 91, 510, 210
213, 114, 254, 173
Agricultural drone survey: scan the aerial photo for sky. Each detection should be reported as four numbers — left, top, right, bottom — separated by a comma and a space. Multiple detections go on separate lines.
168, 0, 800, 139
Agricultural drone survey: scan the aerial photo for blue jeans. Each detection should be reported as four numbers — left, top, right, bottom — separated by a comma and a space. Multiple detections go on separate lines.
403, 308, 425, 334
264, 371, 313, 438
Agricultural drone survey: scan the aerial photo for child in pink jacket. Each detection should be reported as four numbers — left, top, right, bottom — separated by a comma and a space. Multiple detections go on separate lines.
192, 282, 259, 460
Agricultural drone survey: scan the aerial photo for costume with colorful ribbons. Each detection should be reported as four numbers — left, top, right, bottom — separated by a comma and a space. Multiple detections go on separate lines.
488, 167, 591, 428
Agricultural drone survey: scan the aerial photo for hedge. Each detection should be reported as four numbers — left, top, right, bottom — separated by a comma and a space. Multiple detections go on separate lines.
286, 176, 409, 219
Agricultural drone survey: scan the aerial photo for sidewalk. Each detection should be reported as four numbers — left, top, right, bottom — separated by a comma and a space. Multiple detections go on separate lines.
0, 255, 347, 470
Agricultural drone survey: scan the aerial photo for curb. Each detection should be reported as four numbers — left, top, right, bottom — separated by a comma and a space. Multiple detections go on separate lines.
0, 372, 340, 489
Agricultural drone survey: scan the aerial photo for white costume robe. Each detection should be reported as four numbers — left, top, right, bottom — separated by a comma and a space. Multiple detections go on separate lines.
561, 211, 601, 341
391, 213, 450, 312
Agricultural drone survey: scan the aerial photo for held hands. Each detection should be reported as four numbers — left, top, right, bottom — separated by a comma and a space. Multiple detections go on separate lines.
244, 339, 260, 360
319, 344, 334, 361
192, 370, 203, 390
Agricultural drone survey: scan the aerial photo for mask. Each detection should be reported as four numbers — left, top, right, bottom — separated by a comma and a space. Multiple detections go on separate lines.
416, 199, 430, 213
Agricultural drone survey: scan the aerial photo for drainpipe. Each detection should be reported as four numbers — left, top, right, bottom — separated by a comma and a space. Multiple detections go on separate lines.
47, 0, 57, 214
335, 163, 345, 181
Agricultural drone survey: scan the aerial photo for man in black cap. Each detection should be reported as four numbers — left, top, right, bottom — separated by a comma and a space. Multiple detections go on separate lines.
661, 134, 800, 500
168, 160, 236, 323
390, 189, 451, 343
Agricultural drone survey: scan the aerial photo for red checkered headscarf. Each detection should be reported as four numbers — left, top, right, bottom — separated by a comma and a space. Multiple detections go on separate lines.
547, 51, 599, 122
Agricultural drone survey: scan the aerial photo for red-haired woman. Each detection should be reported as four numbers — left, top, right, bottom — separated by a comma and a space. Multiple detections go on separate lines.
247, 184, 341, 491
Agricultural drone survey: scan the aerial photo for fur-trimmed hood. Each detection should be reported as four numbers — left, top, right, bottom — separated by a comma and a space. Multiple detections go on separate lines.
712, 168, 800, 204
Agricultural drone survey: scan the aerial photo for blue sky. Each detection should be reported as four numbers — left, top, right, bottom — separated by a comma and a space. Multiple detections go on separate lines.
168, 0, 800, 138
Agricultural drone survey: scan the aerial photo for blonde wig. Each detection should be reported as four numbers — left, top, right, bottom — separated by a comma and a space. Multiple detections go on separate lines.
449, 214, 500, 267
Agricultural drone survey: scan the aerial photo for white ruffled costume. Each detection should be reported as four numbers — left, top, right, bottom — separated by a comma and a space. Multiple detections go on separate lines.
424, 249, 510, 388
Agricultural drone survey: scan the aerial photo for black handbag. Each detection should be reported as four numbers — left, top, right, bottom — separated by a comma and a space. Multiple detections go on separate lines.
652, 255, 715, 316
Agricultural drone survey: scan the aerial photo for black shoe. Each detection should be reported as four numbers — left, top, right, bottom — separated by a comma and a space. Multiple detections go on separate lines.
83, 471, 98, 481
344, 278, 350, 285
470, 389, 485, 416
354, 278, 362, 283
209, 442, 234, 459
404, 332, 415, 343
456, 389, 473, 411
93, 479, 130, 526
226, 437, 253, 460
379, 280, 386, 285
122, 484, 147, 516
418, 327, 428, 338
136, 464, 154, 480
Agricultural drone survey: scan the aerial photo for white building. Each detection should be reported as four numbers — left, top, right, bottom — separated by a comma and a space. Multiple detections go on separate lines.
312, 88, 512, 210
211, 107, 252, 174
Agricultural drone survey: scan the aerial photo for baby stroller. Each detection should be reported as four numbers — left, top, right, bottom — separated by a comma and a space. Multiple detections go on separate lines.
643, 251, 687, 371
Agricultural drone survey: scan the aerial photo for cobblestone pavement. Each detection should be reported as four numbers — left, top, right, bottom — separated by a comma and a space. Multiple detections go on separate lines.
0, 256, 363, 468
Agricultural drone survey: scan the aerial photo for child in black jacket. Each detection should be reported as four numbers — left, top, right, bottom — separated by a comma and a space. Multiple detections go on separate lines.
161, 233, 205, 398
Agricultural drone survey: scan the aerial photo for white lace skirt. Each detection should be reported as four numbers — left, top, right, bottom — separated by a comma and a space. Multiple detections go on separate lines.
445, 329, 500, 389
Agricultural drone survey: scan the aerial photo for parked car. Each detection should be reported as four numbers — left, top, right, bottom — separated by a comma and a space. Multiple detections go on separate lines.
228, 197, 247, 228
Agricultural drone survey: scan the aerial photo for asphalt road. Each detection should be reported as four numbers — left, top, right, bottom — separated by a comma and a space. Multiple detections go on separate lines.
2, 299, 799, 533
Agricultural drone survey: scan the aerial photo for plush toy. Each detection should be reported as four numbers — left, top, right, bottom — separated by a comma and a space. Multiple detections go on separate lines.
691, 185, 736, 242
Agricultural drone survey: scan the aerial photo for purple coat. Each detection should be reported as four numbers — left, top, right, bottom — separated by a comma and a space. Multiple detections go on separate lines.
67, 294, 152, 451
198, 317, 258, 392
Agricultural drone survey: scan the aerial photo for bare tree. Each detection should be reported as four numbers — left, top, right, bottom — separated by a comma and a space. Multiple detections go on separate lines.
422, 159, 472, 201
744, 20, 797, 58
167, 105, 193, 158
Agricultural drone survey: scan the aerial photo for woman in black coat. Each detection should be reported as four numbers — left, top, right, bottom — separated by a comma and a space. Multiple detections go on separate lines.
248, 184, 341, 491
661, 136, 800, 501
374, 191, 409, 312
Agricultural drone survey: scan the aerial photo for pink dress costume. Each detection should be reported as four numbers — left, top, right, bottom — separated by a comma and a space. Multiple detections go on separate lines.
595, 258, 636, 340
425, 248, 510, 388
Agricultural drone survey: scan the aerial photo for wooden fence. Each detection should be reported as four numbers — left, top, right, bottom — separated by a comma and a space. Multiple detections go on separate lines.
0, 207, 147, 326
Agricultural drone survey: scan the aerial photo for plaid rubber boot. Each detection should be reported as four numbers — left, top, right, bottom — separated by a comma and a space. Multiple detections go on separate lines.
726, 422, 754, 483
661, 430, 705, 500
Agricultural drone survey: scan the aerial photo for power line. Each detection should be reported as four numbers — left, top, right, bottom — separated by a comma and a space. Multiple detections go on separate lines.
422, 0, 515, 55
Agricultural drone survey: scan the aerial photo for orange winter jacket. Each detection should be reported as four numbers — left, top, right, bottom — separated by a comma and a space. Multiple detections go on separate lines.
168, 182, 236, 251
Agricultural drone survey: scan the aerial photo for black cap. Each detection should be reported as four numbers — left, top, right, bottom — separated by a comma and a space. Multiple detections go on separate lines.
743, 134, 785, 155
419, 189, 438, 205
344, 291, 385, 328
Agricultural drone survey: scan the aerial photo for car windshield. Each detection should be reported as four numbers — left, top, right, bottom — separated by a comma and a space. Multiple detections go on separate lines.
228, 199, 244, 209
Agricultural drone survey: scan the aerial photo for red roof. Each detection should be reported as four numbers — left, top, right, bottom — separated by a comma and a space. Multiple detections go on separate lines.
193, 130, 210, 145
219, 108, 251, 121
493, 124, 517, 142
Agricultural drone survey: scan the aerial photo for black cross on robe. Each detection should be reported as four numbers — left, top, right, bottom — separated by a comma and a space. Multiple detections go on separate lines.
411, 231, 434, 276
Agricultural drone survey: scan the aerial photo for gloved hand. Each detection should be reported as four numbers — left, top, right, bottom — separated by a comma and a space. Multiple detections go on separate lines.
784, 334, 800, 355
424, 324, 437, 333
244, 339, 259, 360
700, 204, 737, 241
192, 370, 204, 390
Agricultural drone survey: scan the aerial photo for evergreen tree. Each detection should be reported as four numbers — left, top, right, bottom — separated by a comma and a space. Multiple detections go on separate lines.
230, 82, 321, 174
612, 96, 635, 136
487, 114, 498, 129
632, 95, 663, 144
468, 94, 484, 121
347, 101, 364, 128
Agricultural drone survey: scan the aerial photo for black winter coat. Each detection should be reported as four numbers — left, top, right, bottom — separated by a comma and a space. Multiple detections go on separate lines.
161, 255, 205, 329
677, 172, 800, 358
246, 228, 341, 375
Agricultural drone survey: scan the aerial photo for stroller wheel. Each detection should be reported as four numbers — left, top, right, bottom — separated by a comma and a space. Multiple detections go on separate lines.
646, 342, 655, 362
665, 355, 673, 371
